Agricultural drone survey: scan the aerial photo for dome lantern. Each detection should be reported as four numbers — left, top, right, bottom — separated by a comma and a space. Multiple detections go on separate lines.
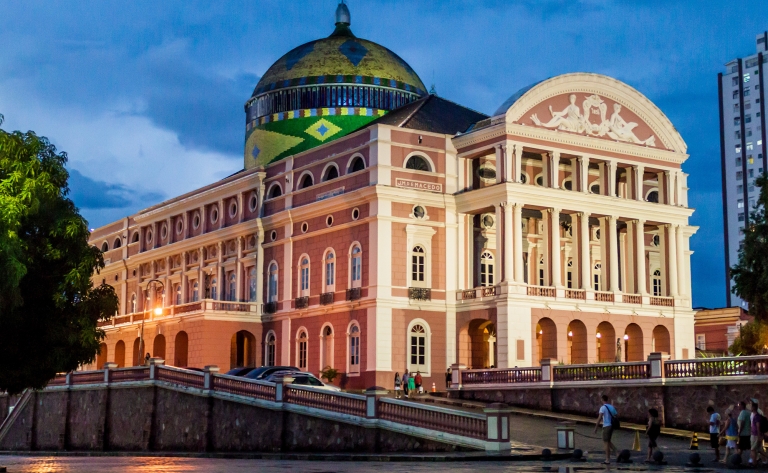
336, 1, 350, 27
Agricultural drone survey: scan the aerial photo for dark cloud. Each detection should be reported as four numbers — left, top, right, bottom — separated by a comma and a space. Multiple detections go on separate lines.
67, 168, 164, 210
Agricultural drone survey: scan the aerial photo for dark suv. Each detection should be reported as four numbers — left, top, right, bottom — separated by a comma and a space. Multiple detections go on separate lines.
242, 366, 300, 380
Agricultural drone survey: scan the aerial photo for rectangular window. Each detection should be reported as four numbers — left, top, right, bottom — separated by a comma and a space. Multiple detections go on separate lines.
739, 213, 745, 222
738, 199, 744, 208
736, 157, 742, 166
737, 185, 743, 193
539, 269, 545, 286
750, 185, 755, 192
733, 77, 739, 86
593, 273, 600, 291
760, 168, 764, 174
735, 130, 741, 139
350, 336, 360, 368
746, 115, 752, 123
325, 261, 334, 286
748, 142, 754, 151
746, 102, 752, 110
749, 169, 755, 178
734, 103, 740, 112
301, 267, 309, 291
745, 89, 751, 97
567, 271, 572, 289
516, 340, 525, 361
736, 171, 743, 179
745, 73, 751, 83
352, 256, 362, 284
299, 340, 307, 370
749, 155, 754, 164
696, 334, 706, 351
735, 117, 741, 126
758, 112, 762, 118
733, 90, 739, 99
747, 129, 753, 137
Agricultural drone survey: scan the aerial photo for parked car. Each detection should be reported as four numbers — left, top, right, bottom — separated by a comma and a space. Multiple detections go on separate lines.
242, 366, 300, 380
265, 371, 341, 392
225, 367, 255, 376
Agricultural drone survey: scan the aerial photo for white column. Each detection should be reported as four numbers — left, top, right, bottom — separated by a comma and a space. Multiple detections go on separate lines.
495, 145, 504, 184
635, 219, 647, 295
503, 203, 514, 283
665, 171, 676, 206
579, 156, 589, 193
667, 225, 679, 297
541, 210, 550, 285
608, 216, 619, 292
550, 208, 562, 287
513, 203, 524, 283
255, 230, 265, 313
513, 143, 523, 184
676, 225, 686, 297
657, 172, 666, 205
634, 165, 645, 201
495, 204, 505, 283
579, 213, 590, 290
235, 237, 243, 302
550, 151, 560, 189
606, 161, 617, 197
541, 153, 550, 188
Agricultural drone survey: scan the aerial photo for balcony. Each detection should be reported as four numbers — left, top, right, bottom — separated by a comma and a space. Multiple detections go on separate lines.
622, 294, 641, 304
295, 296, 309, 309
97, 299, 261, 328
264, 301, 278, 314
320, 292, 334, 305
594, 291, 614, 302
346, 287, 361, 301
456, 286, 497, 301
565, 289, 586, 300
650, 296, 674, 307
408, 287, 431, 301
527, 286, 555, 297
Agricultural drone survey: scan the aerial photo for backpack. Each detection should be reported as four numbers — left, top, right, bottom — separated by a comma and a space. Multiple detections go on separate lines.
607, 405, 621, 430
759, 413, 768, 435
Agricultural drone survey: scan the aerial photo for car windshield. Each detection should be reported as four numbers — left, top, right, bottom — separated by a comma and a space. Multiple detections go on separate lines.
226, 367, 254, 376
306, 376, 324, 386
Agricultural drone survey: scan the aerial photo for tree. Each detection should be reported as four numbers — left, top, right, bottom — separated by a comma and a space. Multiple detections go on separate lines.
729, 320, 768, 356
0, 114, 118, 394
731, 174, 768, 322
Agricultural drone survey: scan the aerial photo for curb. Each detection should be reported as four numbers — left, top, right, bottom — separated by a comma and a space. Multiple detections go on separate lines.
0, 450, 573, 462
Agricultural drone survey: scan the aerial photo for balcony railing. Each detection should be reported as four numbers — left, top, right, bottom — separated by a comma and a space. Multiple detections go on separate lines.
408, 287, 431, 301
554, 362, 650, 381
295, 296, 309, 309
456, 286, 497, 301
594, 291, 614, 302
665, 356, 768, 378
320, 292, 334, 305
346, 287, 361, 301
650, 296, 674, 307
527, 286, 555, 297
622, 294, 641, 304
264, 301, 277, 314
565, 289, 585, 300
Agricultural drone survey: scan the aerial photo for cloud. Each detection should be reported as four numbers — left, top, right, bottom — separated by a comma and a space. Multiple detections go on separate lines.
67, 168, 163, 210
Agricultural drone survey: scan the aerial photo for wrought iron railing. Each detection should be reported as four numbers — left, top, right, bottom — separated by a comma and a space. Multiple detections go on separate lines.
408, 287, 431, 301
346, 287, 361, 301
295, 296, 309, 309
264, 301, 278, 314
320, 292, 334, 305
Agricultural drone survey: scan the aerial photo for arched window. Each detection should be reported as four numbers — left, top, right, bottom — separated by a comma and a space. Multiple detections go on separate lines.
210, 278, 218, 300
130, 293, 137, 313
192, 281, 199, 302
228, 274, 236, 301
646, 190, 659, 203
405, 155, 431, 172
350, 245, 362, 288
321, 325, 334, 370
267, 183, 282, 199
131, 232, 140, 243
535, 174, 544, 187
101, 241, 109, 252
652, 269, 662, 296
265, 332, 276, 366
408, 322, 429, 374
268, 263, 279, 302
114, 238, 122, 249
299, 257, 310, 297
348, 324, 360, 374
411, 246, 426, 286
479, 251, 494, 287
322, 165, 339, 182
348, 156, 365, 173
299, 173, 314, 189
590, 183, 600, 195
297, 330, 308, 371
249, 268, 257, 302
175, 284, 181, 305
324, 250, 336, 292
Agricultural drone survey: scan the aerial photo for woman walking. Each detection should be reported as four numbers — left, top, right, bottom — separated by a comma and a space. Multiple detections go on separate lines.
646, 408, 661, 462
402, 370, 410, 398
394, 372, 402, 399
407, 372, 416, 398
721, 406, 738, 463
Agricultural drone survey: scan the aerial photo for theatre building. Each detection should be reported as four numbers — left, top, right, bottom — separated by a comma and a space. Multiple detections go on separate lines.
87, 3, 696, 389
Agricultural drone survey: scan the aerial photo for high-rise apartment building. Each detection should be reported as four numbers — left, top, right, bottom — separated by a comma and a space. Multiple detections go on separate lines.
719, 32, 768, 308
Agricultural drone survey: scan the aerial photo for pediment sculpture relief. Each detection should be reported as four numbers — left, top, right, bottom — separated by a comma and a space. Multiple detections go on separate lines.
530, 94, 656, 147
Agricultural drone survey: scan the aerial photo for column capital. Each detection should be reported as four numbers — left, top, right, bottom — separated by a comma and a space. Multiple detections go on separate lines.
546, 207, 562, 214
499, 201, 512, 208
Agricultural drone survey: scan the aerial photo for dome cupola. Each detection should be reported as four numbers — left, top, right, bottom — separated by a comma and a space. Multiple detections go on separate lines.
244, 1, 426, 168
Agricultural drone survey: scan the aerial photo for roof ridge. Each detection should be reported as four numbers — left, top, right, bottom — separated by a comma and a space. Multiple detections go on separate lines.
427, 94, 489, 118
398, 95, 432, 127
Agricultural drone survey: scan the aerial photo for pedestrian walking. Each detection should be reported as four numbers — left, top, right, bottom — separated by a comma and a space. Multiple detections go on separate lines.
394, 372, 402, 399
738, 401, 752, 459
407, 372, 416, 398
750, 400, 768, 466
594, 394, 618, 464
708, 405, 722, 462
415, 371, 423, 394
402, 370, 410, 397
445, 367, 452, 388
645, 408, 661, 463
722, 406, 738, 463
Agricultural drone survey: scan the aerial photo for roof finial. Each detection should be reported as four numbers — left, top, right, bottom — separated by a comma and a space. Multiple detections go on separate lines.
336, 0, 351, 26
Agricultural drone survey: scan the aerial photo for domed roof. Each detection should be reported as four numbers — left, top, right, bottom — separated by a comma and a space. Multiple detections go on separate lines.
251, 5, 426, 98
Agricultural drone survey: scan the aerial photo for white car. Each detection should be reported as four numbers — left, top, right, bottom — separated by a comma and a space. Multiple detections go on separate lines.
266, 371, 341, 392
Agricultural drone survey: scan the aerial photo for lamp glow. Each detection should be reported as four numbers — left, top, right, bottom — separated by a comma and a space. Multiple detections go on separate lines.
623, 334, 629, 340
539, 330, 543, 335
154, 307, 163, 316
568, 331, 573, 337
596, 332, 602, 338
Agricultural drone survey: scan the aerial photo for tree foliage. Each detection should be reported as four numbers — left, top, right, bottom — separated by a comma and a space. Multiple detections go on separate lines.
731, 174, 768, 322
0, 114, 118, 394
729, 320, 768, 356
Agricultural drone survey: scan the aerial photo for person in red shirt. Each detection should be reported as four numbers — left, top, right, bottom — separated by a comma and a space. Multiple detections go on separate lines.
415, 371, 423, 394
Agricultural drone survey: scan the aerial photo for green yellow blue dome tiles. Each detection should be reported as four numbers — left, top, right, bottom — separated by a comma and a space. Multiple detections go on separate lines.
244, 108, 385, 169
253, 37, 426, 97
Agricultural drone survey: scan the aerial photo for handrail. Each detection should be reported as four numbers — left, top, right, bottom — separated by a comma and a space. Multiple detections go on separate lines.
665, 356, 768, 378
462, 367, 541, 384
0, 389, 32, 446
378, 397, 485, 439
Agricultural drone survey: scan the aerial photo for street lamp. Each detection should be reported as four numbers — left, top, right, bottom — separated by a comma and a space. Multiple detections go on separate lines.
138, 278, 164, 365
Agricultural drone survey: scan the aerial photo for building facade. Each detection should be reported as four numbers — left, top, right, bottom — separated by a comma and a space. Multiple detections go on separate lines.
88, 4, 697, 390
694, 307, 751, 355
719, 32, 768, 309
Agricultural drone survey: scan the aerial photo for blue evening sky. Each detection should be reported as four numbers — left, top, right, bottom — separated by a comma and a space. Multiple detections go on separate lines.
0, 0, 765, 308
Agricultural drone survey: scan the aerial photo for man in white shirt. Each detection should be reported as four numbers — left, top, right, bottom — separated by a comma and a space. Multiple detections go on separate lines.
594, 394, 618, 464
707, 405, 721, 462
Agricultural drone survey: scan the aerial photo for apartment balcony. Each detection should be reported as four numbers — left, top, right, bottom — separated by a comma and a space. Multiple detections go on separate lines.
96, 299, 262, 328
320, 292, 335, 305
295, 296, 309, 309
346, 287, 361, 301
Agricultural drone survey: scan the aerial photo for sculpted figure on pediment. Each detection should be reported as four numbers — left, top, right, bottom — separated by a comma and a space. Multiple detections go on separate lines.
531, 94, 584, 133
606, 104, 656, 146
